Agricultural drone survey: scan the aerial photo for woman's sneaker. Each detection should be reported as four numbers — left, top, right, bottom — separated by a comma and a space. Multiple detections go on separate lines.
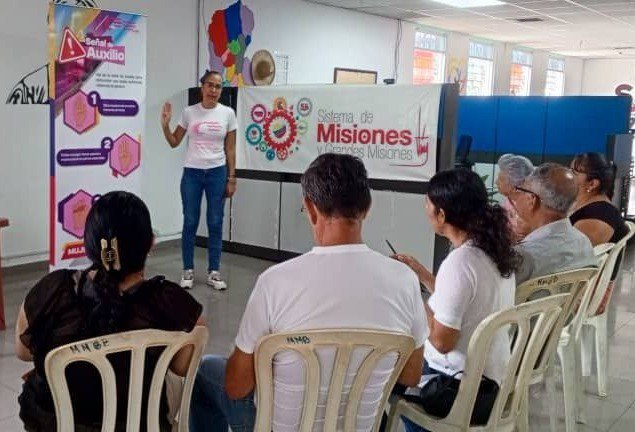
207, 271, 227, 290
180, 269, 194, 289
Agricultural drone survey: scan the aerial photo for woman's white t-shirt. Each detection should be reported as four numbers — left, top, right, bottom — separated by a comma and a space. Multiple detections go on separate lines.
425, 243, 515, 385
178, 103, 237, 169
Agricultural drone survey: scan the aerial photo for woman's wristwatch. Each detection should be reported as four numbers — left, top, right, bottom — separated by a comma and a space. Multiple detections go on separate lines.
227, 175, 237, 184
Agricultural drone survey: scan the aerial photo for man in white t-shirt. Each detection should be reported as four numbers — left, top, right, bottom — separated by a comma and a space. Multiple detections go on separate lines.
189, 154, 427, 432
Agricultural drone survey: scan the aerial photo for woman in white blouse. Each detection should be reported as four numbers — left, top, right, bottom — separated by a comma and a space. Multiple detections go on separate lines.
395, 168, 521, 430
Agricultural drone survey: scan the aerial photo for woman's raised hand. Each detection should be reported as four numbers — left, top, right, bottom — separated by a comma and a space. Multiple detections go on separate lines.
161, 102, 172, 127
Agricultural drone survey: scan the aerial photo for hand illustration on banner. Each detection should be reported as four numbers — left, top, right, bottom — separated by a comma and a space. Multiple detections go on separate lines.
109, 133, 140, 177
58, 190, 94, 240
72, 199, 89, 231
75, 96, 87, 127
64, 91, 98, 134
119, 138, 131, 172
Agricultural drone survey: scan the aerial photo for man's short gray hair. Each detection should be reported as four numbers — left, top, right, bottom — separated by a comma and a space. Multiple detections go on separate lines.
497, 154, 534, 187
525, 163, 577, 213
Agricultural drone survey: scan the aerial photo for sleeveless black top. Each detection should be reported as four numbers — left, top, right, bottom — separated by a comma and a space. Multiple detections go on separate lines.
570, 201, 628, 244
570, 201, 628, 280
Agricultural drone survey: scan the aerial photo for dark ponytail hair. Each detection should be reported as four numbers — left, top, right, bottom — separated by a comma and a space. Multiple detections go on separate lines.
571, 152, 617, 199
428, 169, 520, 278
82, 191, 153, 335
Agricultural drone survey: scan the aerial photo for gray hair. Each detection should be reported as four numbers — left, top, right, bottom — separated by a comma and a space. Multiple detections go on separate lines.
497, 154, 534, 187
525, 163, 577, 213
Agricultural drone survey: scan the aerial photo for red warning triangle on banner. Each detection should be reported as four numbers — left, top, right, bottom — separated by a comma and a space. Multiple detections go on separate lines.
58, 27, 87, 64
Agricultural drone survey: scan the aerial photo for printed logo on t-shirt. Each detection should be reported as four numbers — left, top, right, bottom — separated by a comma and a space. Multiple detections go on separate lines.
195, 121, 223, 135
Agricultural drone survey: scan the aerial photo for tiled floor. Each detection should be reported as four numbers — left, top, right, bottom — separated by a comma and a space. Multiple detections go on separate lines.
1, 244, 635, 430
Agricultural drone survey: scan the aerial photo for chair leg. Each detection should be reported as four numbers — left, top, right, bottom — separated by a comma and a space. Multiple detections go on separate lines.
385, 399, 401, 432
546, 368, 558, 432
595, 315, 609, 397
559, 344, 578, 432
575, 340, 586, 424
517, 390, 529, 432
580, 325, 593, 377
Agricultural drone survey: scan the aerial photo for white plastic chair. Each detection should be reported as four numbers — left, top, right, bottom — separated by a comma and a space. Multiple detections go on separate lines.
385, 294, 570, 432
515, 264, 605, 432
593, 243, 615, 257
253, 329, 415, 432
581, 221, 635, 397
44, 327, 208, 432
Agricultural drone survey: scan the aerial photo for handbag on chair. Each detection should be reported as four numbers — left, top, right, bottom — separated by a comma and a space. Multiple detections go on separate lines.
403, 371, 499, 426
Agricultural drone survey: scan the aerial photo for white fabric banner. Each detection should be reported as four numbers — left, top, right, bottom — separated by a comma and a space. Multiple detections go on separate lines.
237, 84, 442, 181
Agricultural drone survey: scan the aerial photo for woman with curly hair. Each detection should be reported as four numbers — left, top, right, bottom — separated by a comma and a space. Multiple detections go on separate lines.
394, 168, 520, 430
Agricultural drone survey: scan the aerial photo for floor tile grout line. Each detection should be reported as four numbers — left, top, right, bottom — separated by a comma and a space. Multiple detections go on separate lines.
604, 396, 635, 432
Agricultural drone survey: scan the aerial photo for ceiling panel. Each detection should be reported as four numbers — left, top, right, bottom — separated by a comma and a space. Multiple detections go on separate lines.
305, 0, 635, 58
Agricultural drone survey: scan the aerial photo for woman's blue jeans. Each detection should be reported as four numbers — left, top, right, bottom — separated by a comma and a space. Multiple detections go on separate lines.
180, 166, 226, 272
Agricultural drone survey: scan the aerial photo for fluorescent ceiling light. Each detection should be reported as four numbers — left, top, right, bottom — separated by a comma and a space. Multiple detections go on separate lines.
430, 0, 506, 8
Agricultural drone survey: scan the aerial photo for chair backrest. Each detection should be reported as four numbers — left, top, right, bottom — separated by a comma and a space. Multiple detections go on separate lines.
44, 327, 208, 432
619, 221, 635, 268
253, 329, 415, 432
594, 243, 615, 257
587, 221, 635, 316
568, 257, 607, 339
515, 267, 599, 377
446, 294, 570, 430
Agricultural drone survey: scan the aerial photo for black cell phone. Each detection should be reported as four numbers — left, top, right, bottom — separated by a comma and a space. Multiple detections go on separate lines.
386, 239, 431, 298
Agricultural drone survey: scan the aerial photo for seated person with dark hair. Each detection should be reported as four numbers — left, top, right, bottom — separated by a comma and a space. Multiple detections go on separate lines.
189, 154, 427, 432
393, 168, 519, 430
16, 192, 205, 432
570, 152, 628, 314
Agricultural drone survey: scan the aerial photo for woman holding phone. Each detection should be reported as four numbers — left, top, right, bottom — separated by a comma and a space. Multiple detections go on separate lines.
393, 168, 520, 429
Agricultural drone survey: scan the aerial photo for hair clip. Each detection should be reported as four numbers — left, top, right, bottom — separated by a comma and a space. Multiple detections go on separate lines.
100, 238, 121, 271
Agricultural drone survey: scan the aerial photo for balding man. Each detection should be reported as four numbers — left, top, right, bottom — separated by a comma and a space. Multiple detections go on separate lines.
511, 163, 597, 284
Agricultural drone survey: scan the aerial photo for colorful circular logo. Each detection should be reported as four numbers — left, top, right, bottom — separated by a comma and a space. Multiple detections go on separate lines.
251, 104, 267, 123
263, 110, 297, 151
245, 124, 262, 145
297, 98, 313, 117
248, 97, 308, 162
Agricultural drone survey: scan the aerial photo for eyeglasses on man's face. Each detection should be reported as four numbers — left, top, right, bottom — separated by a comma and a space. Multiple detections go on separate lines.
514, 186, 541, 201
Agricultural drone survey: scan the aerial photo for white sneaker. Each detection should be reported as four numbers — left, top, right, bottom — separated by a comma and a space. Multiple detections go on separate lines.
180, 269, 194, 289
207, 271, 227, 290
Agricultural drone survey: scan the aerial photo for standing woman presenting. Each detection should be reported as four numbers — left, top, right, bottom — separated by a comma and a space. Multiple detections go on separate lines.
161, 70, 237, 290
